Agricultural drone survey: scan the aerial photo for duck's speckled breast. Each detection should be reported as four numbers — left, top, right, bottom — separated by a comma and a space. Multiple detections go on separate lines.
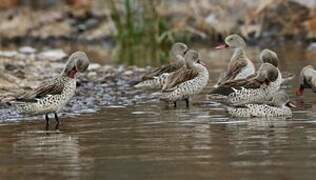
163, 69, 209, 102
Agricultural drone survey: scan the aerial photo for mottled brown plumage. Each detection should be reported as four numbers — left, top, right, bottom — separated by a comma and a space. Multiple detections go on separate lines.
211, 77, 263, 96
220, 59, 247, 82
140, 43, 188, 81
162, 68, 198, 92
162, 51, 200, 91
16, 78, 64, 102
211, 63, 278, 96
142, 58, 184, 81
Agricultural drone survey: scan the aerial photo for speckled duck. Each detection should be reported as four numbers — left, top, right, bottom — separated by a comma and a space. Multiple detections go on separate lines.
160, 49, 209, 107
9, 51, 90, 130
225, 90, 295, 118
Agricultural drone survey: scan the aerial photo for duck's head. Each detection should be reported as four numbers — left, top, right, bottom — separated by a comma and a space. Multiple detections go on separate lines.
185, 49, 207, 68
170, 42, 189, 62
296, 65, 315, 96
260, 49, 279, 67
216, 34, 246, 49
272, 91, 296, 108
63, 51, 90, 78
256, 63, 279, 84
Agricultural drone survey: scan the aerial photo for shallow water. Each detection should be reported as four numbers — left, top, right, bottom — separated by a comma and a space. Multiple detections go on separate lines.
1, 44, 316, 179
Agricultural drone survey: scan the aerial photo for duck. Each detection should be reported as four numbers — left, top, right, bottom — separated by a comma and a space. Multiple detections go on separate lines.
209, 63, 279, 106
296, 65, 316, 96
214, 34, 255, 88
160, 49, 209, 107
7, 51, 90, 130
134, 42, 188, 89
225, 90, 295, 118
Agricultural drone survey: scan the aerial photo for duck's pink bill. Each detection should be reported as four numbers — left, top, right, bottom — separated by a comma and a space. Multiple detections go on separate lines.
200, 61, 208, 67
215, 44, 227, 50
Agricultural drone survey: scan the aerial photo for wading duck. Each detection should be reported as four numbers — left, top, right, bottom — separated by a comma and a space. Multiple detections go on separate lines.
296, 65, 316, 96
8, 51, 90, 130
225, 90, 295, 118
160, 49, 209, 107
214, 34, 255, 88
134, 42, 188, 89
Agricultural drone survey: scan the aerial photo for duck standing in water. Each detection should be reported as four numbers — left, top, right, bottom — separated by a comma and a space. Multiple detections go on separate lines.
134, 42, 188, 89
214, 34, 255, 87
296, 65, 316, 96
209, 63, 279, 105
7, 51, 90, 130
225, 90, 295, 118
160, 49, 209, 107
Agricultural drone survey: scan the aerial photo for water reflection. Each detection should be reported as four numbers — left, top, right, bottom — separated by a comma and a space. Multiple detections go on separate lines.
10, 130, 93, 178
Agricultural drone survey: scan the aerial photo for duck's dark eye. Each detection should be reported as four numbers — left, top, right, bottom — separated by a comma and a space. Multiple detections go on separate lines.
197, 60, 200, 63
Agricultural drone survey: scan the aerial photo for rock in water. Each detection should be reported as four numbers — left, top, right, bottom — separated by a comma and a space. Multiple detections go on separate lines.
37, 49, 67, 61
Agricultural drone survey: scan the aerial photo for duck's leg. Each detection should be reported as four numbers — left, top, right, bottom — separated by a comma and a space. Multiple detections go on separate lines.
174, 101, 177, 108
185, 98, 190, 108
45, 113, 49, 130
54, 112, 59, 130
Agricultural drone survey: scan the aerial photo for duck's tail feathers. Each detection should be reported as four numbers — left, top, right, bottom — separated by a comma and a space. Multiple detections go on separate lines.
1, 96, 37, 107
134, 79, 162, 90
129, 80, 142, 86
281, 72, 295, 85
207, 94, 227, 102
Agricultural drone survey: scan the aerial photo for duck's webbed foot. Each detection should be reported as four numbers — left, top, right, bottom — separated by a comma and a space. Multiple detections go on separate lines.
54, 112, 60, 130
45, 113, 49, 131
185, 98, 190, 108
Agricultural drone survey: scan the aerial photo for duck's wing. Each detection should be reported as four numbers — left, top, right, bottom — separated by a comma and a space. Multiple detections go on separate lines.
214, 72, 226, 87
142, 63, 181, 80
16, 77, 64, 102
142, 55, 185, 80
162, 68, 198, 92
210, 76, 263, 96
218, 60, 247, 84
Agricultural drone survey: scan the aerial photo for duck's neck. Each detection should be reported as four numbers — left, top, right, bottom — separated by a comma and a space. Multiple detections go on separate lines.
231, 48, 247, 62
193, 64, 208, 77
